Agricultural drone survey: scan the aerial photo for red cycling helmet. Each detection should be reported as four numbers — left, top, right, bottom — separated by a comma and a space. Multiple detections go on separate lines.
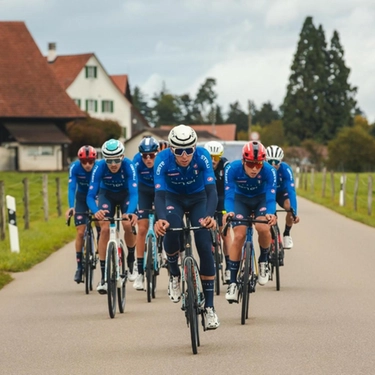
158, 140, 169, 151
77, 145, 97, 160
242, 141, 267, 161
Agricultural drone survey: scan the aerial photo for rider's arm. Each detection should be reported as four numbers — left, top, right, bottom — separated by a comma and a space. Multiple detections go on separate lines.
86, 163, 102, 214
154, 153, 167, 220
201, 148, 218, 217
124, 159, 138, 214
282, 163, 298, 216
264, 164, 277, 215
224, 163, 235, 213
68, 162, 78, 209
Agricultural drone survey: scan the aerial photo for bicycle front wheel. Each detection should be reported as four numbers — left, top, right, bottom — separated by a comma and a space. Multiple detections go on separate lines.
241, 242, 251, 325
146, 237, 153, 303
214, 231, 223, 296
186, 258, 199, 354
273, 226, 280, 291
118, 243, 126, 313
106, 244, 117, 319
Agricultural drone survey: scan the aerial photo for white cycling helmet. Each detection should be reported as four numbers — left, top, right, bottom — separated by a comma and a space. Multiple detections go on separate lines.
266, 145, 284, 161
168, 124, 197, 148
101, 139, 125, 158
204, 141, 224, 156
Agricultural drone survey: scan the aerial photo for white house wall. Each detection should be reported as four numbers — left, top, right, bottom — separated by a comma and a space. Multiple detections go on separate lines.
18, 145, 63, 171
66, 56, 132, 139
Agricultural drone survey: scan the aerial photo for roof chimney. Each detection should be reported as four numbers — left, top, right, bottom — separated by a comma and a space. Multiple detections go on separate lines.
47, 42, 56, 63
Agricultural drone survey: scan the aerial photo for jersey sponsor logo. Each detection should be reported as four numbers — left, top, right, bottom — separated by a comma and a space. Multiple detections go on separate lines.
89, 186, 94, 190
271, 189, 275, 194
168, 173, 180, 176
225, 186, 230, 190
235, 214, 244, 219
207, 177, 214, 182
291, 183, 295, 187
155, 184, 161, 189
201, 155, 210, 168
166, 205, 174, 210
260, 207, 266, 212
77, 215, 83, 220
68, 179, 72, 182
132, 183, 137, 187
156, 161, 165, 175
102, 204, 109, 209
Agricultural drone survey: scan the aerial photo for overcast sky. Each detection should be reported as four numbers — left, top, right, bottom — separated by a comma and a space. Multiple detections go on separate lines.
3, 0, 375, 123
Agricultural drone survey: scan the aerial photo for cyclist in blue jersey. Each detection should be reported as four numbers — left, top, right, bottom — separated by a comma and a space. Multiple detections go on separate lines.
224, 141, 277, 302
86, 139, 138, 294
132, 136, 159, 291
154, 125, 220, 330
65, 145, 98, 284
266, 145, 300, 252
204, 141, 233, 284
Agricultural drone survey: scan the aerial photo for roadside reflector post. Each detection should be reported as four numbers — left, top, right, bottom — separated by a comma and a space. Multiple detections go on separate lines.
6, 195, 20, 253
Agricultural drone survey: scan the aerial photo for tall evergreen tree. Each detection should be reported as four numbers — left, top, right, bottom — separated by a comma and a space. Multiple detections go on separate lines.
225, 101, 248, 134
132, 86, 154, 125
253, 102, 280, 126
194, 78, 218, 123
282, 17, 329, 145
325, 30, 357, 140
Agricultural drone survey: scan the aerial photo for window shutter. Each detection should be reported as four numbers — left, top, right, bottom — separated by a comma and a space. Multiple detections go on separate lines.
85, 100, 88, 111
94, 67, 97, 78
95, 100, 98, 112
101, 100, 104, 112
111, 101, 114, 113
85, 67, 88, 78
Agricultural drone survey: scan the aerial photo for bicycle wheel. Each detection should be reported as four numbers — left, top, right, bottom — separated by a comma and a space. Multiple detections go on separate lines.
89, 234, 96, 291
118, 243, 127, 313
186, 258, 198, 354
146, 237, 153, 303
106, 243, 117, 319
213, 230, 223, 296
84, 233, 92, 295
273, 226, 280, 291
241, 242, 251, 325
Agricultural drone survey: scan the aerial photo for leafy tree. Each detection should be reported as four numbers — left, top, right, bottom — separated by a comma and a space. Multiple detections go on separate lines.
324, 30, 357, 140
215, 105, 225, 124
178, 93, 200, 124
225, 101, 248, 134
327, 124, 375, 172
194, 78, 218, 123
259, 120, 285, 147
66, 117, 122, 158
151, 84, 182, 127
132, 86, 154, 125
253, 102, 280, 127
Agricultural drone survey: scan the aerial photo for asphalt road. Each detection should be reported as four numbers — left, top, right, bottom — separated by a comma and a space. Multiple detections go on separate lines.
1, 197, 375, 375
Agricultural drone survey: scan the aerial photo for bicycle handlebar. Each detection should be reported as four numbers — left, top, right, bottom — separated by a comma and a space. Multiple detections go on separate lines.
222, 215, 269, 236
276, 208, 297, 220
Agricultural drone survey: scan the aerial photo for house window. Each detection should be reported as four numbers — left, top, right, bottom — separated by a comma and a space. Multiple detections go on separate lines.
74, 99, 81, 109
102, 100, 114, 113
27, 146, 53, 156
85, 66, 97, 78
85, 99, 98, 112
122, 127, 127, 139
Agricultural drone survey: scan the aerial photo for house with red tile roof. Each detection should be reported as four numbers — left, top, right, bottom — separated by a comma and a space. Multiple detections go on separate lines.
0, 22, 85, 171
160, 123, 237, 141
47, 45, 148, 141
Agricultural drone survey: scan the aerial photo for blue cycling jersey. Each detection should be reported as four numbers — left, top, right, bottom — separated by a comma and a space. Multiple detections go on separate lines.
86, 158, 138, 214
154, 147, 216, 195
67, 160, 97, 208
225, 160, 277, 214
276, 162, 298, 215
133, 152, 154, 188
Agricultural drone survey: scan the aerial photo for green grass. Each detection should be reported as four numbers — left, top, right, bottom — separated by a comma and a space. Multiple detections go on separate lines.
0, 172, 75, 288
296, 171, 375, 227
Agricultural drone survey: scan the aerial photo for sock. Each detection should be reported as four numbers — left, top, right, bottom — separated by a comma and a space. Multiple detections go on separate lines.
76, 252, 82, 270
167, 253, 180, 277
225, 255, 230, 270
100, 260, 105, 281
127, 246, 135, 266
283, 225, 292, 237
137, 257, 144, 274
228, 260, 240, 284
259, 246, 269, 263
202, 280, 214, 308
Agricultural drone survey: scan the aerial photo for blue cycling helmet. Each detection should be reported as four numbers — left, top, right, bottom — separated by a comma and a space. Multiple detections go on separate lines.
138, 136, 159, 153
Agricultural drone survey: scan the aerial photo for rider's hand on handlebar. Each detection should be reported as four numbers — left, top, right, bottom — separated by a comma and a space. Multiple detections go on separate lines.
65, 208, 74, 221
265, 214, 277, 226
124, 213, 138, 226
94, 209, 108, 221
223, 212, 234, 225
293, 215, 300, 224
154, 219, 169, 237
200, 216, 216, 229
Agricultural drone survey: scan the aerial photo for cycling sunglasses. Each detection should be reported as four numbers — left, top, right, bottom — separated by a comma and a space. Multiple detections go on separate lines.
80, 158, 95, 165
141, 152, 157, 159
105, 158, 122, 165
268, 159, 281, 166
211, 155, 221, 162
244, 160, 263, 169
172, 147, 195, 156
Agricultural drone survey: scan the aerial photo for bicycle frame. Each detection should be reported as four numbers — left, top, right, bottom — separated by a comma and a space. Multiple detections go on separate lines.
143, 210, 159, 272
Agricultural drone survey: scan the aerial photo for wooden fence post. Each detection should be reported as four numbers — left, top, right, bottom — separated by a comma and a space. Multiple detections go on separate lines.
310, 168, 315, 194
56, 177, 62, 217
368, 175, 373, 216
42, 174, 49, 222
353, 174, 359, 211
330, 171, 335, 202
0, 181, 5, 240
23, 178, 30, 229
321, 167, 326, 198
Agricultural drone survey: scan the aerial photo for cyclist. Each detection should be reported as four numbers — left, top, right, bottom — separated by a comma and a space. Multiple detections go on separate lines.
132, 136, 159, 290
65, 145, 98, 284
266, 145, 300, 252
154, 124, 220, 330
224, 141, 277, 302
158, 139, 169, 151
86, 139, 138, 294
204, 141, 232, 284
